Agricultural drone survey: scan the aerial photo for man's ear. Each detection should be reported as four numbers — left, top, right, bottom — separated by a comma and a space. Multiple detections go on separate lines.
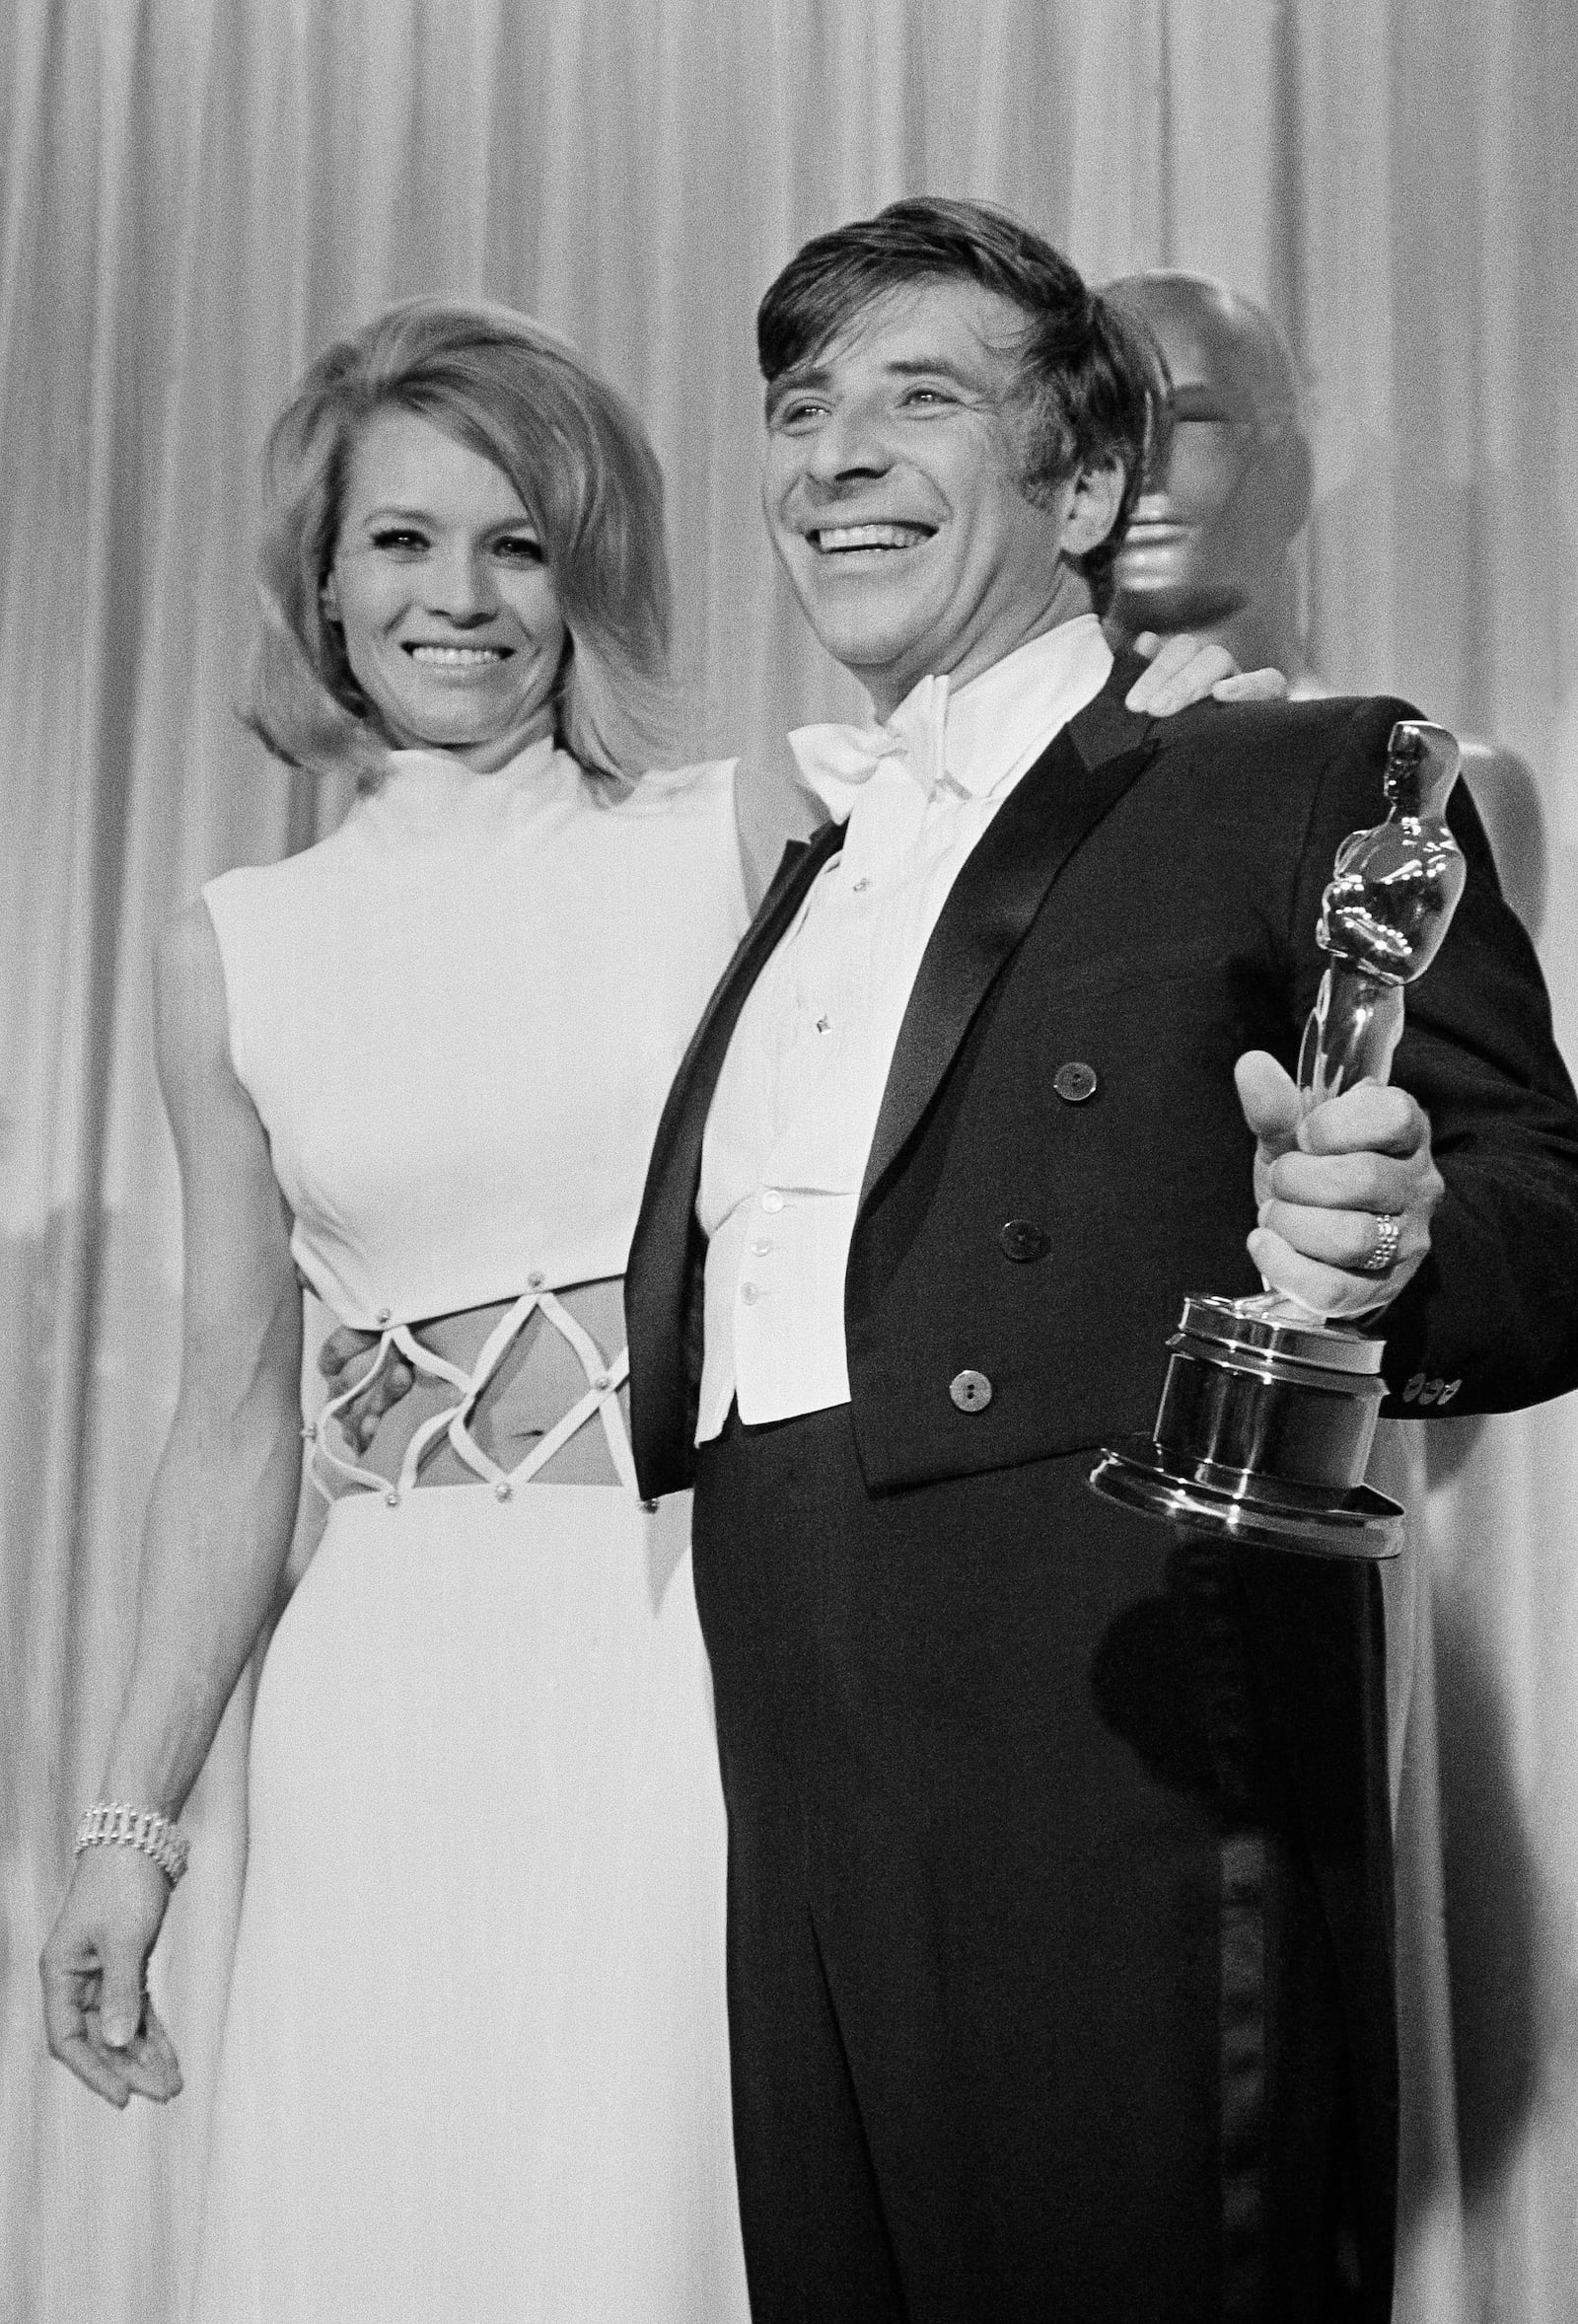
1062, 460, 1127, 556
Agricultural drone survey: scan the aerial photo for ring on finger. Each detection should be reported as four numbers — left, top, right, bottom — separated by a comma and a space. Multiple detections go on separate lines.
1362, 1212, 1402, 1274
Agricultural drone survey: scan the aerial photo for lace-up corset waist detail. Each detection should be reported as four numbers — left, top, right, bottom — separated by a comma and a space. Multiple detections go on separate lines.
311, 1286, 637, 1502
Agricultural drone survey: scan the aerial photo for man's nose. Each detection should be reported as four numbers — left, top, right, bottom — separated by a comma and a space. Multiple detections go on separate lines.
803, 402, 893, 487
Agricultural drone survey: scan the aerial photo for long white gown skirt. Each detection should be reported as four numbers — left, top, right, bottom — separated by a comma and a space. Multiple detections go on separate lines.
189, 1483, 749, 2323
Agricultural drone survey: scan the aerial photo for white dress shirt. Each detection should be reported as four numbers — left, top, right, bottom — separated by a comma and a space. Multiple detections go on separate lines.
695, 615, 1113, 1438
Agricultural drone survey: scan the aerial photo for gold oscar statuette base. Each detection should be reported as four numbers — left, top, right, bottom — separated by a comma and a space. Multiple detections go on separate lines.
1088, 1295, 1404, 1561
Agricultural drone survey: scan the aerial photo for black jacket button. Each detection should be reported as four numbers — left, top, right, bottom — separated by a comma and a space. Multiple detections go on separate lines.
949, 1369, 993, 1413
1052, 1060, 1099, 1104
999, 1219, 1050, 1264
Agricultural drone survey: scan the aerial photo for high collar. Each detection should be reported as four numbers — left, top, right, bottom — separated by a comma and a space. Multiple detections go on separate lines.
382, 729, 560, 796
362, 732, 571, 837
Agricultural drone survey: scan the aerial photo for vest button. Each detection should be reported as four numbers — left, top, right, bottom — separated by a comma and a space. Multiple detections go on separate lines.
998, 1218, 1049, 1264
1052, 1061, 1099, 1104
949, 1369, 993, 1414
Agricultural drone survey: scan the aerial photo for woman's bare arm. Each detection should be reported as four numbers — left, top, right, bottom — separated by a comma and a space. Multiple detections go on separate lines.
100, 901, 305, 1811
39, 899, 305, 2105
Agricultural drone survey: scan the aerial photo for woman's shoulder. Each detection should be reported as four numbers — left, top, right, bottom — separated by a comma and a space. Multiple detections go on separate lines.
607, 754, 738, 810
197, 818, 377, 1001
600, 757, 751, 931
201, 809, 369, 916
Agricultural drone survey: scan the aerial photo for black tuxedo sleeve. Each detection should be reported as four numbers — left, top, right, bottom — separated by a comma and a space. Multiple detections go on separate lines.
1284, 697, 1578, 1418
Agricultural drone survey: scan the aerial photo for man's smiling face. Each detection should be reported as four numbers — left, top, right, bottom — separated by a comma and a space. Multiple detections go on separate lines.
761, 277, 1117, 717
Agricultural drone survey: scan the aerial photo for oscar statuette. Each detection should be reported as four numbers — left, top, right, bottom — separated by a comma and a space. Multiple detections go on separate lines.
1089, 720, 1467, 1560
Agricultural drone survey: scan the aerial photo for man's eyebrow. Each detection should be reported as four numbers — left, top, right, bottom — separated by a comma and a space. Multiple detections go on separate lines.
882, 355, 984, 385
765, 365, 831, 414
765, 351, 986, 414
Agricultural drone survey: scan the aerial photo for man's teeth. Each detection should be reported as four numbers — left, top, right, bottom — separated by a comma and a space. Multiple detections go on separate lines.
407, 644, 509, 667
813, 523, 931, 552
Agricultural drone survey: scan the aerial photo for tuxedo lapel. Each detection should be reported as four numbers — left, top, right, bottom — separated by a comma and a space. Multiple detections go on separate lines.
626, 821, 845, 1494
646, 821, 845, 1211
857, 663, 1158, 1210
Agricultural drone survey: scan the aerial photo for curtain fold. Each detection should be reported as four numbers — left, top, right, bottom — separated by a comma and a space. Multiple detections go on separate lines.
3, 5, 1575, 2316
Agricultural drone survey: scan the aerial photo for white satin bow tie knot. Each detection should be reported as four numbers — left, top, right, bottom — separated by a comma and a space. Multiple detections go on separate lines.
789, 675, 951, 821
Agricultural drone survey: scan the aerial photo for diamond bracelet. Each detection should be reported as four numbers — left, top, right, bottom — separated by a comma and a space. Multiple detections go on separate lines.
74, 1800, 190, 1888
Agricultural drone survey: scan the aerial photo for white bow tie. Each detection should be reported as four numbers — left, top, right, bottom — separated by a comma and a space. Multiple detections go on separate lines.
789, 675, 952, 822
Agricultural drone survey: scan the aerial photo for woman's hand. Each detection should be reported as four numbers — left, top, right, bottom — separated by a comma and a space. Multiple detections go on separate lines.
39, 1848, 183, 2107
318, 1327, 415, 1452
1124, 629, 1289, 715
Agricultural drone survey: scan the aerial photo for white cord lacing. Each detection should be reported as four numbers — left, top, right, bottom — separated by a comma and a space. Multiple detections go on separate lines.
309, 1287, 637, 1504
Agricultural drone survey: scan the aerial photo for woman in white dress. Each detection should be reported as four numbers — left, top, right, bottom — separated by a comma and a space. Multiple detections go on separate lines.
38, 297, 1256, 2322
41, 301, 754, 2323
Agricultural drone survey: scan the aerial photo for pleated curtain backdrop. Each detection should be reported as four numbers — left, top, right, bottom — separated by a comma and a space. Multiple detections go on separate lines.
2, 3, 1576, 2318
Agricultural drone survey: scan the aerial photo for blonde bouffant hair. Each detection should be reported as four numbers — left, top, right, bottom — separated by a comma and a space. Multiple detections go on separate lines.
246, 299, 676, 785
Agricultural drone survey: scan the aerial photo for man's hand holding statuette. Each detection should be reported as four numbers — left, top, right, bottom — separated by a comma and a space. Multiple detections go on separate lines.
1235, 1049, 1444, 1321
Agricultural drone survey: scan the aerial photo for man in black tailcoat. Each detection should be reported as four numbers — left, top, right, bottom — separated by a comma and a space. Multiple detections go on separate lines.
624, 198, 1578, 2322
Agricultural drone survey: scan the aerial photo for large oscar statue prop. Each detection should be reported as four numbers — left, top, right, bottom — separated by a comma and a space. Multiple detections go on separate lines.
1089, 721, 1467, 1560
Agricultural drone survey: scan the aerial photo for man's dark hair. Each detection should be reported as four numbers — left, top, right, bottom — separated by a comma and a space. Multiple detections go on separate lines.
756, 197, 1166, 614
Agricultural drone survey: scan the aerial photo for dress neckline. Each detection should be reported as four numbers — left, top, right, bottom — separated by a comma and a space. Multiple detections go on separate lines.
385, 731, 559, 793
363, 734, 574, 840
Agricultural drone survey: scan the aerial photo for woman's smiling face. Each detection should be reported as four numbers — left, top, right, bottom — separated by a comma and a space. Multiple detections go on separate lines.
324, 406, 568, 771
